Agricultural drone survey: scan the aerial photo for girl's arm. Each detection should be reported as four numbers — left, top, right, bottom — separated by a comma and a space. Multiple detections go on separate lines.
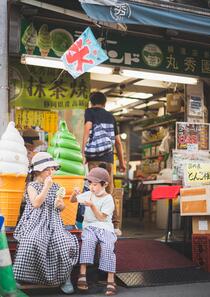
85, 200, 107, 221
28, 176, 53, 208
70, 187, 81, 203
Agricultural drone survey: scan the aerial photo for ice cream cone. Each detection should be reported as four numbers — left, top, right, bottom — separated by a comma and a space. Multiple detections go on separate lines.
40, 48, 50, 57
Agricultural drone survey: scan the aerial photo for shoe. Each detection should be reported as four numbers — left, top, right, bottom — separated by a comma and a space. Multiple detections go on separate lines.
16, 282, 21, 289
60, 279, 74, 295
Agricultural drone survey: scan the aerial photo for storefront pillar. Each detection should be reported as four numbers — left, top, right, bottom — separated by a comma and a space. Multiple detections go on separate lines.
0, 0, 9, 137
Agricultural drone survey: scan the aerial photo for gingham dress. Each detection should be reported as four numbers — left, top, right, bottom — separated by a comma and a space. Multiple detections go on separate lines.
13, 181, 79, 285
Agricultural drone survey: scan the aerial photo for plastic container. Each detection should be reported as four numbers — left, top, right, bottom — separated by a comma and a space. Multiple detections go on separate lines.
53, 175, 84, 225
0, 174, 26, 227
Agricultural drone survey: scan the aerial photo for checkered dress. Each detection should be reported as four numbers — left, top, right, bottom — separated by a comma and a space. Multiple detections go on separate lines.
13, 181, 79, 285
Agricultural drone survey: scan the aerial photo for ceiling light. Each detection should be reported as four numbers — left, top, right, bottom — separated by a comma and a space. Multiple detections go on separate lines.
21, 54, 113, 75
135, 101, 159, 109
120, 133, 127, 140
125, 92, 153, 99
21, 54, 64, 69
121, 69, 198, 85
88, 66, 113, 74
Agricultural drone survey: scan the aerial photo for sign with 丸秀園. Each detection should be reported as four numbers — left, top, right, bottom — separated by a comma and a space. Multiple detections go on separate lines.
20, 19, 210, 78
176, 122, 210, 151
9, 60, 90, 110
62, 27, 108, 79
184, 161, 210, 186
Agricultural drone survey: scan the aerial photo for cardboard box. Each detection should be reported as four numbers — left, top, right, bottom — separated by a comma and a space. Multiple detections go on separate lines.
180, 186, 210, 216
192, 216, 210, 234
112, 188, 124, 229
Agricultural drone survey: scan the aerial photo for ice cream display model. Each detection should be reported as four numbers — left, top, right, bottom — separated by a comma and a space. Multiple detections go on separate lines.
37, 24, 52, 57
21, 23, 37, 55
0, 122, 28, 227
48, 120, 84, 225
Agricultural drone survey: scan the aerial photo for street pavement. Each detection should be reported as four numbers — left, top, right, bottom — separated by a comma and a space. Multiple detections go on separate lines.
22, 281, 210, 297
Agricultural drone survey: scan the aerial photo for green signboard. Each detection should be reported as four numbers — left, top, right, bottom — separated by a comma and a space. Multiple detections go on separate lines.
20, 19, 210, 78
9, 59, 90, 110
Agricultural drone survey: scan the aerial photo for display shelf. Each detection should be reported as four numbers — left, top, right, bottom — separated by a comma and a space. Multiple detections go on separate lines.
133, 112, 184, 132
141, 155, 160, 160
135, 119, 177, 132
142, 139, 163, 145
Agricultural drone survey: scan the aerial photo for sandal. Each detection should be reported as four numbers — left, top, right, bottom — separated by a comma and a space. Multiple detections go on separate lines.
105, 282, 117, 296
77, 274, 88, 291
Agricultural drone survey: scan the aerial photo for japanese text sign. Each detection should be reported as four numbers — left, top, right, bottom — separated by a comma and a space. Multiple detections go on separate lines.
176, 122, 210, 151
62, 27, 108, 79
184, 161, 210, 186
9, 59, 90, 110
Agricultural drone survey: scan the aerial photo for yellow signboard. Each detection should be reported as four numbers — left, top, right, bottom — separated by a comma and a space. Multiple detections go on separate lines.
185, 162, 210, 186
15, 109, 58, 133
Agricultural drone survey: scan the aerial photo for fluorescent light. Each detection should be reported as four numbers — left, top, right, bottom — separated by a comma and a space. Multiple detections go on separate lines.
125, 92, 153, 99
121, 69, 198, 85
106, 98, 139, 111
135, 100, 159, 110
88, 66, 113, 74
21, 54, 64, 69
21, 54, 113, 74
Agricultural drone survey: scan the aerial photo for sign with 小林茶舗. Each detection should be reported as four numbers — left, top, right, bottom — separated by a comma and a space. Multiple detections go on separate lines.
184, 161, 210, 186
9, 59, 90, 110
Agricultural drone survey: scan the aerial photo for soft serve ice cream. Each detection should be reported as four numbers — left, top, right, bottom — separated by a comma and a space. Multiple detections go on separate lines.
0, 122, 29, 174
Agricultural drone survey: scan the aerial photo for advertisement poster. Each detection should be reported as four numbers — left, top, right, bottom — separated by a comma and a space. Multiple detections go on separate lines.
176, 122, 210, 150
9, 59, 90, 110
184, 161, 210, 186
172, 149, 210, 182
188, 95, 203, 117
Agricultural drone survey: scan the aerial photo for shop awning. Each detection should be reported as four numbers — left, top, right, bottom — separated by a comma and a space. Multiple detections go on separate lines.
79, 0, 210, 36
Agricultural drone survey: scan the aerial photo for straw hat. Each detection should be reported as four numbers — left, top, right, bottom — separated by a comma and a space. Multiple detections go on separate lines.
86, 167, 110, 183
22, 128, 44, 147
31, 152, 59, 172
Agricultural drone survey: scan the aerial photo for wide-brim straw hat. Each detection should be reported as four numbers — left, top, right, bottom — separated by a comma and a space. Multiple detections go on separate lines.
31, 152, 59, 172
22, 128, 44, 147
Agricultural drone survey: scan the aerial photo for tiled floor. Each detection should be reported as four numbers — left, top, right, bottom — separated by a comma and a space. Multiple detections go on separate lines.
121, 217, 185, 241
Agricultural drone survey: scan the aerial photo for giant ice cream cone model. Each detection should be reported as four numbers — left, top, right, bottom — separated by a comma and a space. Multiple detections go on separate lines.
0, 122, 28, 227
48, 120, 84, 225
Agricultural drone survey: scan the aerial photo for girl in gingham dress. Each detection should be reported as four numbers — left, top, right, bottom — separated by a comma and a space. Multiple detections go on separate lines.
13, 152, 79, 294
71, 167, 117, 296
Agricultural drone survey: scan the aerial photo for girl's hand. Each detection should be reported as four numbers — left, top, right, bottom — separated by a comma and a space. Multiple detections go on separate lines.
44, 176, 53, 188
84, 200, 93, 207
73, 187, 81, 195
54, 197, 65, 210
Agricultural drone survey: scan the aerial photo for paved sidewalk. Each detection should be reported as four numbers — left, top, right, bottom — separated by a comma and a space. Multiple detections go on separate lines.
22, 281, 210, 297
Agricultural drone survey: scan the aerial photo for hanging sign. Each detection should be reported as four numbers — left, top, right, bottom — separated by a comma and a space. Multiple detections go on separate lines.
20, 19, 210, 78
176, 122, 210, 150
9, 59, 90, 110
62, 27, 108, 78
184, 161, 210, 186
15, 109, 58, 133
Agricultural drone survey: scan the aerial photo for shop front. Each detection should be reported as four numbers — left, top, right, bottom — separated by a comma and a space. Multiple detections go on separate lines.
2, 0, 210, 291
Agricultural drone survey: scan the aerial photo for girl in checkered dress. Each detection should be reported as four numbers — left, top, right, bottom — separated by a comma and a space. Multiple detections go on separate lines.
13, 152, 79, 294
71, 167, 117, 296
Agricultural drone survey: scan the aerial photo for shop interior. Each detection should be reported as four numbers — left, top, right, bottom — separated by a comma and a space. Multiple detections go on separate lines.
89, 68, 210, 245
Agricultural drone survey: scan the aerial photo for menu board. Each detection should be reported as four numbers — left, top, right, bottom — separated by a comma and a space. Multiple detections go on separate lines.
176, 122, 210, 151
172, 149, 210, 183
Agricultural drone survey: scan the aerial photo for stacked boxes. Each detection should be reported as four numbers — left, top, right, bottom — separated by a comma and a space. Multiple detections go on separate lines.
180, 186, 210, 271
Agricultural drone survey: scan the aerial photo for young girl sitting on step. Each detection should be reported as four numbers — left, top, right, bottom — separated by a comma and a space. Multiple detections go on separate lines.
71, 166, 117, 296
13, 152, 79, 294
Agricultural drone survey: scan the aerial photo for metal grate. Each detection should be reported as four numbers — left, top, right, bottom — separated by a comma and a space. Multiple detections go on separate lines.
116, 267, 210, 287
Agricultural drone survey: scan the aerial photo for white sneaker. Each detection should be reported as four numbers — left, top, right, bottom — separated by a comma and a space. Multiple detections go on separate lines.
60, 279, 74, 295
114, 228, 122, 236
